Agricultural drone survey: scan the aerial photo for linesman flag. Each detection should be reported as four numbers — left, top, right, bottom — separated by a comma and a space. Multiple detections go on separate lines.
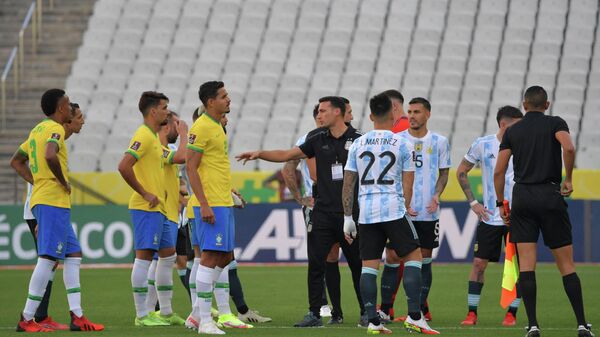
500, 200, 519, 309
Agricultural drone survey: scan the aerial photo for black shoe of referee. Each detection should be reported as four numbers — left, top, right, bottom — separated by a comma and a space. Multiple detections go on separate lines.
578, 324, 594, 337
525, 326, 541, 337
293, 312, 322, 327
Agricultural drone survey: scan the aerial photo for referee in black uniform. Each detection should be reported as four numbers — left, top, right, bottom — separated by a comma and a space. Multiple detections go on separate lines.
494, 86, 593, 337
235, 96, 364, 327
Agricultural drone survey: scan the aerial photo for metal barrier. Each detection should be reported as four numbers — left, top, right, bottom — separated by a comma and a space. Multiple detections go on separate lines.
1, 0, 47, 131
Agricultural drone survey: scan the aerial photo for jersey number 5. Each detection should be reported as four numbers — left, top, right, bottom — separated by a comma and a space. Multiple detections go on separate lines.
359, 151, 396, 185
412, 151, 423, 168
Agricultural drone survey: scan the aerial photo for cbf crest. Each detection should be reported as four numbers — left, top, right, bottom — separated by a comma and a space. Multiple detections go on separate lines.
216, 233, 223, 246
56, 241, 64, 255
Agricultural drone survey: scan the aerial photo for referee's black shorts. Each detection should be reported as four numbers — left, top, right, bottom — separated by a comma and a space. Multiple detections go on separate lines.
473, 222, 507, 262
176, 222, 194, 260
510, 182, 572, 249
360, 217, 420, 260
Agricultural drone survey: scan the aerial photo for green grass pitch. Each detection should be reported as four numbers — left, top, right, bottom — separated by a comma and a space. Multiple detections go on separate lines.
0, 264, 598, 336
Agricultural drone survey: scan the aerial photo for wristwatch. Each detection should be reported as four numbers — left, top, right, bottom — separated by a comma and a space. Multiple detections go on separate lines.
496, 200, 504, 207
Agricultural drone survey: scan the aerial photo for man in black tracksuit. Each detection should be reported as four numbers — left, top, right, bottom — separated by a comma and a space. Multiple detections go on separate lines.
235, 96, 365, 327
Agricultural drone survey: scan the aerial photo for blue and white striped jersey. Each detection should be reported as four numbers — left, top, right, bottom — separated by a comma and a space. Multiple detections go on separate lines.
398, 130, 451, 221
295, 133, 313, 197
464, 134, 514, 226
23, 183, 34, 220
345, 130, 415, 224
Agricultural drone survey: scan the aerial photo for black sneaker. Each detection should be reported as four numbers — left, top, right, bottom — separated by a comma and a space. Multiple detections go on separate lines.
328, 316, 343, 324
293, 312, 322, 327
357, 314, 368, 328
578, 324, 594, 337
525, 326, 541, 337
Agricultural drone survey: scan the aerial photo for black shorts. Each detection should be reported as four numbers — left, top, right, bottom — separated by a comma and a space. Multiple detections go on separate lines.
413, 220, 439, 249
27, 219, 38, 252
510, 183, 572, 249
176, 222, 194, 260
359, 217, 420, 260
473, 222, 508, 262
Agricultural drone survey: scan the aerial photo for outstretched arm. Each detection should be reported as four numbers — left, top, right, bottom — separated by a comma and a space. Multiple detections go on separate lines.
236, 147, 306, 164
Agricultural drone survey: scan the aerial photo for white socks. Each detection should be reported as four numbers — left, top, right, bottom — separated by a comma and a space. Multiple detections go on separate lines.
156, 254, 176, 316
131, 258, 151, 318
195, 265, 215, 324
190, 258, 200, 308
214, 265, 231, 315
23, 258, 55, 321
63, 257, 83, 317
145, 260, 158, 313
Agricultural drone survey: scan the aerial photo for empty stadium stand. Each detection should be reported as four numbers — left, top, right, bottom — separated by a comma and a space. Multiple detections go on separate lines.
40, 0, 600, 171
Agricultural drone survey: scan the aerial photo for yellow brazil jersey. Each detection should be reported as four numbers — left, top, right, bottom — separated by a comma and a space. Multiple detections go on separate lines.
162, 145, 179, 223
186, 113, 233, 207
18, 118, 70, 209
126, 124, 166, 214
186, 196, 198, 219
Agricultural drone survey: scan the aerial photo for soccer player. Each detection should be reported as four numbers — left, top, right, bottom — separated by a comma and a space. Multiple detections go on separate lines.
236, 96, 363, 328
457, 106, 523, 326
144, 110, 188, 323
185, 106, 270, 330
118, 91, 178, 326
395, 97, 451, 322
21, 102, 85, 330
186, 81, 252, 334
342, 93, 439, 335
494, 86, 593, 337
11, 89, 103, 332
378, 89, 410, 321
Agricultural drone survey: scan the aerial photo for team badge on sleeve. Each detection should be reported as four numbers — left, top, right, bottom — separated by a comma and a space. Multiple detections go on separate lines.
188, 134, 197, 144
51, 133, 61, 140
163, 149, 170, 158
130, 141, 141, 151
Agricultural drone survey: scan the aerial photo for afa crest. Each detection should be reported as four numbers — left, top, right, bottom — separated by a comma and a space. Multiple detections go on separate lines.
414, 142, 423, 152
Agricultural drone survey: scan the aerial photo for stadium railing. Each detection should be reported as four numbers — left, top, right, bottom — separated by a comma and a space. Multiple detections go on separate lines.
1, 0, 47, 130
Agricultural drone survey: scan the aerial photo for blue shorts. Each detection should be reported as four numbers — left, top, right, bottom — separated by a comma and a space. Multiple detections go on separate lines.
130, 210, 175, 251
32, 205, 81, 259
193, 206, 234, 252
189, 217, 199, 247
166, 220, 178, 244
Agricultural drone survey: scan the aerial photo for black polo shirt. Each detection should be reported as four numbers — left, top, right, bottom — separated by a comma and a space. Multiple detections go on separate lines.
299, 125, 362, 214
499, 111, 569, 184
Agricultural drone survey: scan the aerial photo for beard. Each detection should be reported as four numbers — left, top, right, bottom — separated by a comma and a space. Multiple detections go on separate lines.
167, 134, 178, 144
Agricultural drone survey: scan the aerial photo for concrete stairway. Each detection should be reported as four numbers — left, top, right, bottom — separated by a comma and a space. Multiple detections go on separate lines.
0, 0, 96, 204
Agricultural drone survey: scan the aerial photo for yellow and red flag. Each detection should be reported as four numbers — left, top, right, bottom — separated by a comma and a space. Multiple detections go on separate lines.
501, 200, 519, 309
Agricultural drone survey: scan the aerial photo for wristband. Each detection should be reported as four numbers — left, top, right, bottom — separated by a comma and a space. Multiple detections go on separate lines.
496, 200, 504, 207
469, 200, 478, 207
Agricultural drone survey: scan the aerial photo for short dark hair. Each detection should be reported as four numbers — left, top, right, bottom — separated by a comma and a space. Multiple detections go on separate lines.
496, 105, 523, 125
192, 107, 200, 122
318, 96, 346, 115
198, 81, 225, 107
69, 102, 80, 116
41, 89, 65, 116
523, 86, 548, 109
408, 97, 431, 111
312, 104, 319, 119
339, 96, 350, 104
369, 93, 392, 118
138, 91, 168, 116
382, 89, 404, 104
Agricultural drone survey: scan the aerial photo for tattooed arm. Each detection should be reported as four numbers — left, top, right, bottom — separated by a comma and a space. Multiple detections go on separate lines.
283, 159, 312, 207
342, 170, 357, 216
456, 159, 476, 202
426, 167, 450, 214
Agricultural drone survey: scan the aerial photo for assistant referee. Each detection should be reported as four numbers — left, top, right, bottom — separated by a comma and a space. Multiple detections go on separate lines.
494, 86, 592, 337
